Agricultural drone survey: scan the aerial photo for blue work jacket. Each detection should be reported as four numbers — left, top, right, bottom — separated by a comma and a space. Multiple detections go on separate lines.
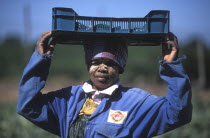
17, 51, 192, 138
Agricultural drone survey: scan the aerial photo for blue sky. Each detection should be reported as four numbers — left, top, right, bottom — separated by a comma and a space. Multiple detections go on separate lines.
0, 0, 209, 45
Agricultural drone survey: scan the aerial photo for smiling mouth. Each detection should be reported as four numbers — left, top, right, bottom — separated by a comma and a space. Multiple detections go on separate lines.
96, 76, 109, 81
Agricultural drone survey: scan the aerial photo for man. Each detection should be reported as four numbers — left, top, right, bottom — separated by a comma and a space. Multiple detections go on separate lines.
17, 31, 192, 138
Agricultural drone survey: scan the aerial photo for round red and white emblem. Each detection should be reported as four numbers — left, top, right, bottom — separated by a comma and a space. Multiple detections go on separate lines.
111, 111, 125, 122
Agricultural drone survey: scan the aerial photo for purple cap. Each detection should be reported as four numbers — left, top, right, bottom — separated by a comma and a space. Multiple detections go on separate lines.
83, 37, 128, 73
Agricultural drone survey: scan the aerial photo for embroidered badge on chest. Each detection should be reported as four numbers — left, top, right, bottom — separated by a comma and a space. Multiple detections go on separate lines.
107, 109, 128, 124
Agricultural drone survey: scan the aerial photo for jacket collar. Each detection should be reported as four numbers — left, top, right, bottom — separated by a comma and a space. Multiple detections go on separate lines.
82, 80, 120, 96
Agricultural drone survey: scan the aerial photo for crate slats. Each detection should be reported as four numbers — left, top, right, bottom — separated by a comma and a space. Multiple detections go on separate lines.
52, 8, 170, 46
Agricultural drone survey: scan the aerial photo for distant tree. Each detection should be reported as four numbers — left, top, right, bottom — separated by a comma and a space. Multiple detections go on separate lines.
181, 39, 209, 89
0, 37, 24, 78
196, 40, 207, 89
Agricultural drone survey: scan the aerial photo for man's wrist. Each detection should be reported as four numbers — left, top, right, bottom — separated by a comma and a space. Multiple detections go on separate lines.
159, 55, 186, 65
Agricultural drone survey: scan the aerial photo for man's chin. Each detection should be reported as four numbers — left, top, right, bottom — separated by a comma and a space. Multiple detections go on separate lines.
94, 82, 110, 90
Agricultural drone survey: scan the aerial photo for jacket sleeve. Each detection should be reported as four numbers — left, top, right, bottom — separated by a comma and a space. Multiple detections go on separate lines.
131, 56, 192, 137
151, 56, 192, 136
16, 51, 64, 136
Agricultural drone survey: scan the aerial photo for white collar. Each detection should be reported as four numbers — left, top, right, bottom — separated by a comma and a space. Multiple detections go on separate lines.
82, 80, 120, 95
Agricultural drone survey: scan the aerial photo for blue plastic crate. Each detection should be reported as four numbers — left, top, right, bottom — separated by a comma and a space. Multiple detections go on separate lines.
52, 7, 170, 46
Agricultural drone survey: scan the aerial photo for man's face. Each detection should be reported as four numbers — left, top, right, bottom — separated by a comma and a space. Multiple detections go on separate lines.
89, 59, 120, 91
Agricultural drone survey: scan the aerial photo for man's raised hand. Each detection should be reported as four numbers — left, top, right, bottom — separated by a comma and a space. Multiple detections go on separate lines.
37, 31, 56, 55
162, 32, 179, 63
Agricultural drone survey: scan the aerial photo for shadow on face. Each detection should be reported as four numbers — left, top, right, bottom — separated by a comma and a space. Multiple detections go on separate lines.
88, 59, 120, 91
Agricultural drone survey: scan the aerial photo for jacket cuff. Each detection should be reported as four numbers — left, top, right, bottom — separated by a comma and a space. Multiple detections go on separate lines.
35, 50, 55, 60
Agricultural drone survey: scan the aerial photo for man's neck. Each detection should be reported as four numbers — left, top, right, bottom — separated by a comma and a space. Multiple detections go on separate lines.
91, 80, 120, 91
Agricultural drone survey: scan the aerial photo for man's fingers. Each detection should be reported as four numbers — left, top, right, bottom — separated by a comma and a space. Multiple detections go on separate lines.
40, 31, 50, 38
46, 44, 55, 55
39, 31, 52, 45
173, 35, 178, 47
162, 32, 179, 62
166, 41, 178, 53
36, 31, 54, 54
37, 32, 49, 46
49, 37, 57, 46
166, 32, 179, 51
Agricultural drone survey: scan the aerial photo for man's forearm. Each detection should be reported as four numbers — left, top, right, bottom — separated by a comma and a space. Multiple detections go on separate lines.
160, 56, 192, 123
17, 50, 52, 113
